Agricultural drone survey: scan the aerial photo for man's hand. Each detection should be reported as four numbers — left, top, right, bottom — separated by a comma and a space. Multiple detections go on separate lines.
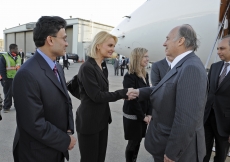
164, 154, 175, 162
68, 135, 77, 150
126, 88, 139, 100
143, 116, 149, 124
147, 115, 152, 123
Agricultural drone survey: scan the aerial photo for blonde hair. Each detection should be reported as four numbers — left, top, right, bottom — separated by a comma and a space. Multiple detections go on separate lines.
87, 31, 118, 58
129, 48, 148, 78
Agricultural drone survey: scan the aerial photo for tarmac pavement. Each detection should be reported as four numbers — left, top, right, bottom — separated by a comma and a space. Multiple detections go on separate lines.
0, 60, 229, 162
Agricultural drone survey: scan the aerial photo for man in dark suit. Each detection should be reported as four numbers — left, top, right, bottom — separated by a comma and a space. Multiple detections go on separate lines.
18, 49, 25, 64
62, 53, 69, 70
128, 25, 208, 162
150, 56, 173, 86
203, 35, 230, 162
113, 55, 120, 75
120, 57, 126, 76
12, 16, 76, 162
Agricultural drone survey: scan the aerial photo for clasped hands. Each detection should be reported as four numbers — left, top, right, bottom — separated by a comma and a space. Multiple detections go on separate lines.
126, 88, 139, 100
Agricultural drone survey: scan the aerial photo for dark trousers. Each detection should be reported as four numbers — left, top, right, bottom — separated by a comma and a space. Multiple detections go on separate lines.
77, 125, 108, 162
114, 67, 119, 75
203, 109, 230, 162
1, 79, 13, 110
21, 59, 24, 65
63, 60, 69, 70
121, 67, 125, 76
125, 140, 142, 162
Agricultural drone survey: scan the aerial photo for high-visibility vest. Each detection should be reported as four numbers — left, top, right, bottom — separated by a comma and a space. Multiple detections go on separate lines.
2, 53, 21, 79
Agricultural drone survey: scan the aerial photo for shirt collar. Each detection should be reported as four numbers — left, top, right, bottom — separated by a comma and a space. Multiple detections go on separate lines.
165, 57, 171, 66
37, 48, 56, 70
170, 50, 192, 69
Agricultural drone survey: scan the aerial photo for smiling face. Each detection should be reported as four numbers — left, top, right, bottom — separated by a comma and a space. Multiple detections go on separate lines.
163, 27, 180, 59
217, 38, 230, 62
97, 37, 116, 59
140, 52, 149, 67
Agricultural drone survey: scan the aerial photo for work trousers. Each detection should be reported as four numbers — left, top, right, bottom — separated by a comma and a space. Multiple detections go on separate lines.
1, 78, 13, 110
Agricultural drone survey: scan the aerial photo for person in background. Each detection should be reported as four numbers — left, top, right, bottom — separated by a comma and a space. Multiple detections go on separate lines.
150, 56, 173, 86
0, 44, 21, 113
120, 56, 126, 76
18, 49, 25, 64
76, 31, 136, 162
123, 47, 152, 162
203, 35, 230, 162
113, 55, 120, 75
62, 53, 69, 70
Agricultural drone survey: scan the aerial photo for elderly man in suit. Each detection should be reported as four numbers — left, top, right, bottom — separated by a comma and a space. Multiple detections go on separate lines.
114, 55, 120, 75
203, 35, 230, 162
127, 24, 208, 162
150, 56, 173, 86
12, 16, 76, 162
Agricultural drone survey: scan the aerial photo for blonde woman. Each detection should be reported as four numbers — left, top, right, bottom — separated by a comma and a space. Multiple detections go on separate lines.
76, 31, 134, 162
122, 48, 152, 162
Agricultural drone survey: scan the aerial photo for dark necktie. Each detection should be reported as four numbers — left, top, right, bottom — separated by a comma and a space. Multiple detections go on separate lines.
53, 64, 59, 79
167, 65, 171, 72
218, 63, 230, 86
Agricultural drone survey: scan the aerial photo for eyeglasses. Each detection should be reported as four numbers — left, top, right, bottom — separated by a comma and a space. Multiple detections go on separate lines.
51, 36, 67, 42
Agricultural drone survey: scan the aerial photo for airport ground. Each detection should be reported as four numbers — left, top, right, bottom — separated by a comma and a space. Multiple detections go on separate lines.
0, 60, 229, 162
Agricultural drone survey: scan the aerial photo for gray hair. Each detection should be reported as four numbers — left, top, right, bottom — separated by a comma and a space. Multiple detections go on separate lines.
174, 24, 199, 51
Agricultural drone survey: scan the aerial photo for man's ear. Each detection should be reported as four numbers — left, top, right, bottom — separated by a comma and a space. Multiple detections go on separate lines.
178, 37, 185, 46
46, 36, 54, 46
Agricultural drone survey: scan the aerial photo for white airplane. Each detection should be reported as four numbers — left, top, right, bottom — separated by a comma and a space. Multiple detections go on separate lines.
111, 0, 229, 69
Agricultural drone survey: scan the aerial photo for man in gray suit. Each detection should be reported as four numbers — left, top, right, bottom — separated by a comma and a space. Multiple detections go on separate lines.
150, 56, 173, 86
127, 24, 208, 162
113, 55, 120, 75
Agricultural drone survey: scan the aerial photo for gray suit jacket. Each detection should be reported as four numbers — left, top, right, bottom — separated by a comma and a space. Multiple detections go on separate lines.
113, 58, 119, 68
150, 58, 169, 86
139, 53, 208, 162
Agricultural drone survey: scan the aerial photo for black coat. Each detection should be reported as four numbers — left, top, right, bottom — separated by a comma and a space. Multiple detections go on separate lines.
204, 61, 230, 137
76, 57, 128, 134
12, 52, 74, 162
123, 72, 152, 140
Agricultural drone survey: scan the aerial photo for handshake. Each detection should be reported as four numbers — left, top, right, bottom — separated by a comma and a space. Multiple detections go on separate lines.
126, 88, 139, 100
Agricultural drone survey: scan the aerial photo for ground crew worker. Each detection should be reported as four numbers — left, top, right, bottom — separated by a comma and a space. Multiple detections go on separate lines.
0, 44, 21, 113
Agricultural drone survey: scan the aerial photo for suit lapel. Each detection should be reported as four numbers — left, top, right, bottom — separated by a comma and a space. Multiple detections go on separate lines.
57, 64, 69, 97
161, 58, 169, 72
34, 53, 67, 96
88, 57, 109, 85
151, 53, 195, 95
214, 62, 224, 91
216, 62, 230, 91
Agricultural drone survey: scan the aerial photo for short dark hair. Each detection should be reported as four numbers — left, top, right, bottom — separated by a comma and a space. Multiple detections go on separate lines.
33, 16, 67, 47
222, 35, 230, 46
9, 44, 18, 50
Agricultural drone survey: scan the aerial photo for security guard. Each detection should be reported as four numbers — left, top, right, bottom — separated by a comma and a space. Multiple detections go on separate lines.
0, 44, 21, 113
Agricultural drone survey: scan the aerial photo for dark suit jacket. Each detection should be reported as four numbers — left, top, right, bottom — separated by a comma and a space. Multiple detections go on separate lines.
150, 58, 169, 86
76, 57, 128, 134
204, 61, 230, 137
123, 72, 152, 140
139, 53, 208, 162
12, 52, 74, 162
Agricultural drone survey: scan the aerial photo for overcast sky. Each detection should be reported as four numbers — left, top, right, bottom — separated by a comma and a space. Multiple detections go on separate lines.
0, 0, 146, 39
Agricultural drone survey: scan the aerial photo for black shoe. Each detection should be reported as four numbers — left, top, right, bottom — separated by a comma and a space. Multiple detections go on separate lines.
0, 113, 2, 121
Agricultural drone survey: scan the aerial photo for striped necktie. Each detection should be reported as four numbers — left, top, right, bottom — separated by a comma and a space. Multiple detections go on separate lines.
218, 63, 230, 86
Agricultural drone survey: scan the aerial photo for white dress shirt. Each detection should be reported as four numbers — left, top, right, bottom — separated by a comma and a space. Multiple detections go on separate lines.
219, 61, 230, 76
165, 57, 171, 67
170, 50, 193, 69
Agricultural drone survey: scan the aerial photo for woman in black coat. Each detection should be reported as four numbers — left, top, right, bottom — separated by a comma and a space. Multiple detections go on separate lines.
76, 31, 134, 162
123, 48, 152, 162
